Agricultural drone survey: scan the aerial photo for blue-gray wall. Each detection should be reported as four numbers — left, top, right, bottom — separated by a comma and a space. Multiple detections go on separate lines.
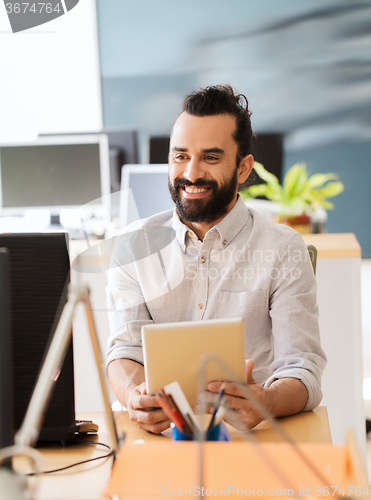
284, 141, 371, 257
97, 0, 371, 257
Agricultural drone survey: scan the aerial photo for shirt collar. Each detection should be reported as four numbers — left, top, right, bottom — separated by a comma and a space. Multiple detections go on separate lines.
172, 195, 251, 252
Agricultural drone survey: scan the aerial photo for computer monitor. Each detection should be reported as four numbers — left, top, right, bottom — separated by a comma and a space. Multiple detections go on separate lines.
40, 129, 139, 193
0, 233, 76, 444
120, 164, 174, 228
0, 248, 13, 451
0, 134, 110, 217
149, 136, 170, 164
252, 133, 283, 181
103, 129, 139, 192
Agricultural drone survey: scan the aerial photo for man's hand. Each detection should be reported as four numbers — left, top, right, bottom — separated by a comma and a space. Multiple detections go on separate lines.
203, 359, 308, 431
126, 382, 170, 434
107, 358, 170, 434
203, 359, 267, 430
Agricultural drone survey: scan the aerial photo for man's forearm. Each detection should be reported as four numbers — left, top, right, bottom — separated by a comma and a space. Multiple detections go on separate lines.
107, 358, 145, 408
265, 377, 309, 418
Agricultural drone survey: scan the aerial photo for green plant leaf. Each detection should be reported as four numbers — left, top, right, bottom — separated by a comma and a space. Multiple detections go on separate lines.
263, 186, 284, 203
242, 160, 344, 213
241, 183, 283, 202
240, 184, 269, 199
291, 166, 309, 198
305, 190, 337, 210
283, 163, 308, 201
314, 181, 344, 198
279, 198, 308, 217
306, 173, 339, 189
253, 162, 280, 187
319, 200, 335, 210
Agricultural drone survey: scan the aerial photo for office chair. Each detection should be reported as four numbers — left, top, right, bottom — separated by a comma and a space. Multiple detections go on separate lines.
306, 243, 317, 275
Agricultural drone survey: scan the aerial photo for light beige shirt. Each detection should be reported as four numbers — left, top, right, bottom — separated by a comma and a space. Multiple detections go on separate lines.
106, 196, 326, 411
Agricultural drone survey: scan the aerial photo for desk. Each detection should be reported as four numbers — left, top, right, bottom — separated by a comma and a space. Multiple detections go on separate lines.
302, 233, 364, 449
23, 408, 332, 500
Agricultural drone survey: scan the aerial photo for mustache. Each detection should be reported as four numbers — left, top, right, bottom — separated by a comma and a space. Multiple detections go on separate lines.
173, 178, 218, 189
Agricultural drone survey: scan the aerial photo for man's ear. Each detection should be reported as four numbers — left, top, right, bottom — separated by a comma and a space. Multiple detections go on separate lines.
237, 155, 254, 184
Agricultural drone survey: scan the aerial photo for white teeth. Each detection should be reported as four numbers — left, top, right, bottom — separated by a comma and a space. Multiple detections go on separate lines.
184, 186, 208, 193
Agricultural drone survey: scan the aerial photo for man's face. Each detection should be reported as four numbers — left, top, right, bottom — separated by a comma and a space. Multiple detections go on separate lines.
168, 112, 242, 224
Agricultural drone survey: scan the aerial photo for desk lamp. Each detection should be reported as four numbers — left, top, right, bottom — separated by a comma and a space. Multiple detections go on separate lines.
0, 281, 121, 499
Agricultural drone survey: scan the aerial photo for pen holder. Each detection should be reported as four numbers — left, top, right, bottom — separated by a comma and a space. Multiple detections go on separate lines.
171, 421, 231, 442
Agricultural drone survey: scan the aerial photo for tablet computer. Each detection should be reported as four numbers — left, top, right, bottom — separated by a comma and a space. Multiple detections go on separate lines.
142, 318, 246, 407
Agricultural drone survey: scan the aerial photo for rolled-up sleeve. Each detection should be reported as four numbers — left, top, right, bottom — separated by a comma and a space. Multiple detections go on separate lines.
264, 233, 327, 411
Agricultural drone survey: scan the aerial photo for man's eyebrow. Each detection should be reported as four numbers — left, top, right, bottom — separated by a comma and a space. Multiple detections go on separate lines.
170, 147, 225, 154
171, 147, 188, 152
202, 147, 224, 154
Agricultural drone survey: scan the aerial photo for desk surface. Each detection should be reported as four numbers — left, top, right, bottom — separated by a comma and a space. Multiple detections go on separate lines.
302, 232, 361, 258
20, 408, 331, 500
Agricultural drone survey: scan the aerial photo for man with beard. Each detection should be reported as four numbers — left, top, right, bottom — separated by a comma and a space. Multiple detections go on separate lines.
106, 85, 326, 434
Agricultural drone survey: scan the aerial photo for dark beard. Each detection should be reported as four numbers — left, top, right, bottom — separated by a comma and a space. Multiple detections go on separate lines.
168, 168, 238, 224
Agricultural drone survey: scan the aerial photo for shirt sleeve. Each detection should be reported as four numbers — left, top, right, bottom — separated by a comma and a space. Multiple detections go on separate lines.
105, 237, 153, 369
264, 233, 327, 412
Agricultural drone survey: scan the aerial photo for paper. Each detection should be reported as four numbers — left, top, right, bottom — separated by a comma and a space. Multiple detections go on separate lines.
103, 441, 348, 498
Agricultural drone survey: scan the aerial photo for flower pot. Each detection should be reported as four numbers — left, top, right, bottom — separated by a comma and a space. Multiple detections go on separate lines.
275, 215, 312, 235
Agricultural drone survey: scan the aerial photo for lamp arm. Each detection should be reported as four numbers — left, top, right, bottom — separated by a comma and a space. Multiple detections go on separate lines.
15, 283, 120, 456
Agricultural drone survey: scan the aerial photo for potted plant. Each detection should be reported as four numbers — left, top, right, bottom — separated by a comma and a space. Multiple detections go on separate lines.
240, 162, 344, 234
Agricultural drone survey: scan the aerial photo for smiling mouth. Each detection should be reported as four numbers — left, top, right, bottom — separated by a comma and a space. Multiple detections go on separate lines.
182, 186, 211, 194
181, 186, 211, 197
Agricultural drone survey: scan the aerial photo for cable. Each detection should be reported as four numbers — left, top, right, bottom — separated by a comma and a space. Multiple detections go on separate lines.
26, 441, 114, 476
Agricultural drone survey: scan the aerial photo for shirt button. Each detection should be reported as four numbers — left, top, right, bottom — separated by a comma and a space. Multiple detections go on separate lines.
223, 240, 227, 245
198, 303, 204, 310
200, 256, 206, 263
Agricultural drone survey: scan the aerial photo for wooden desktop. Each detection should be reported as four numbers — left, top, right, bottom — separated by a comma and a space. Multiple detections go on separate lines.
15, 407, 337, 500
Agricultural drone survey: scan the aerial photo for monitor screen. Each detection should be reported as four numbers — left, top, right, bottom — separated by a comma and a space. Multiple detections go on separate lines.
0, 135, 110, 216
149, 136, 170, 164
39, 129, 139, 194
120, 164, 174, 228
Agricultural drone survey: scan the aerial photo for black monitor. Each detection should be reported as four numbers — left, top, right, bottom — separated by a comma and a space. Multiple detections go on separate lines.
251, 133, 283, 181
0, 248, 13, 451
149, 136, 170, 164
0, 233, 76, 444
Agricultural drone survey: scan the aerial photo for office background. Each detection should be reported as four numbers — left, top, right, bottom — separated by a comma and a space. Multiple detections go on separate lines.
1, 0, 371, 469
2, 0, 370, 254
97, 0, 371, 257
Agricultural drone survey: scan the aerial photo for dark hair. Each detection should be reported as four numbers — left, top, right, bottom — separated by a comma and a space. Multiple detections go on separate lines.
181, 85, 254, 166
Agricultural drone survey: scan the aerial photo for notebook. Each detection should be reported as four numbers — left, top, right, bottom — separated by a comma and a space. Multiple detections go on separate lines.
142, 317, 246, 407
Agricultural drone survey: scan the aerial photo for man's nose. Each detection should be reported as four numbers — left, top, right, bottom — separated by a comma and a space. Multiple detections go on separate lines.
183, 158, 205, 183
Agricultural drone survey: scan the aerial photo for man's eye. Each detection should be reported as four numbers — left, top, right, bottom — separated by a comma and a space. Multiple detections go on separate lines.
175, 154, 187, 160
205, 155, 218, 161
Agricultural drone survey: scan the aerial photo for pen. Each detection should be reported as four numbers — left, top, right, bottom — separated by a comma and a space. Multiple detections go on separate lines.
212, 397, 228, 427
156, 394, 186, 433
207, 381, 227, 431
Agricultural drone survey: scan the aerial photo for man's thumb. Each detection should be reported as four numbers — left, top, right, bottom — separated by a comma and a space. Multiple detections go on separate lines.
246, 359, 255, 383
